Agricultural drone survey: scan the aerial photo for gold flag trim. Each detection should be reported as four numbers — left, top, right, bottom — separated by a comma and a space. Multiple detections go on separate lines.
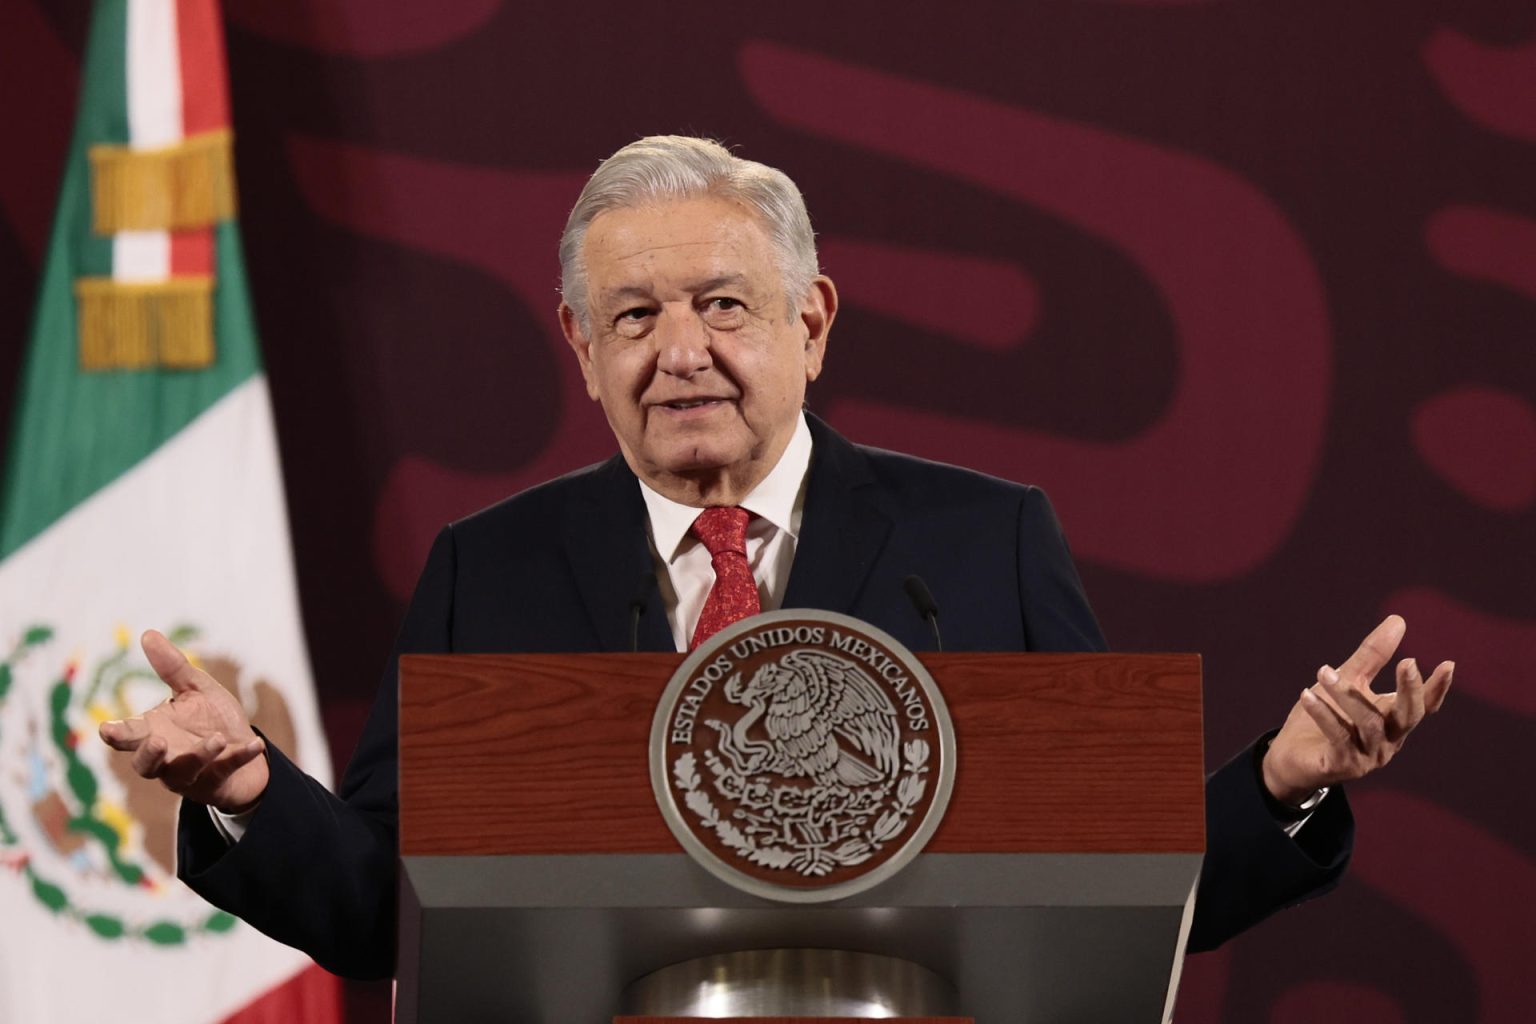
75, 277, 215, 370
88, 130, 236, 234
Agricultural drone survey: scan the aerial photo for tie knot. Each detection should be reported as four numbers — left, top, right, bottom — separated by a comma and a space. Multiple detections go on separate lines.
691, 506, 751, 557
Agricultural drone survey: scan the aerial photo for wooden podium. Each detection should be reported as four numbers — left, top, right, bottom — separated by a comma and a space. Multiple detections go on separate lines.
396, 652, 1204, 1023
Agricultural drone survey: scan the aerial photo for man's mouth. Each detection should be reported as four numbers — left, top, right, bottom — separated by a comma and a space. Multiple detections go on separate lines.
659, 398, 726, 411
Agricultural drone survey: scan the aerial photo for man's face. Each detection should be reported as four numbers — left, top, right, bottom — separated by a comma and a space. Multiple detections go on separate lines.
561, 196, 835, 504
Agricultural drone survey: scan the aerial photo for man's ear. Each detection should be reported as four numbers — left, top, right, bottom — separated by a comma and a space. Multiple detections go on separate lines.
559, 302, 601, 401
799, 276, 838, 383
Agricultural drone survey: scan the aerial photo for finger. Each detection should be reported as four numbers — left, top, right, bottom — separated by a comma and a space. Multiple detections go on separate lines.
169, 737, 265, 806
1300, 687, 1354, 745
199, 737, 266, 784
131, 735, 170, 779
221, 736, 266, 770
1337, 614, 1407, 687
1312, 667, 1352, 720
1323, 676, 1388, 751
1386, 658, 1425, 739
140, 629, 210, 696
99, 718, 149, 751
158, 735, 227, 791
1423, 661, 1454, 714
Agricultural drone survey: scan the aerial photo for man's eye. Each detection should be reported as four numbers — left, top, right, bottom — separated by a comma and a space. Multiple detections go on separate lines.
707, 297, 743, 312
616, 307, 652, 323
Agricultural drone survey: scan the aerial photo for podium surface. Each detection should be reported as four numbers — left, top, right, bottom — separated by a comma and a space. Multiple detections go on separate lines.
397, 651, 1203, 1022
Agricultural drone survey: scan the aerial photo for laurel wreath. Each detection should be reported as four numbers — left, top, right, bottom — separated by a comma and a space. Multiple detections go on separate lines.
673, 738, 931, 877
0, 625, 239, 945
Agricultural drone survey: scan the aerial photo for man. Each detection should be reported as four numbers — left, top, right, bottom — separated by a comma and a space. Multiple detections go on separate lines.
101, 136, 1453, 980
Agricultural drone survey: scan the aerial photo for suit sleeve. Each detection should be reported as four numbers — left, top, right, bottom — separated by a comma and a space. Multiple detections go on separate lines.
1187, 734, 1353, 951
176, 525, 458, 980
1015, 486, 1353, 950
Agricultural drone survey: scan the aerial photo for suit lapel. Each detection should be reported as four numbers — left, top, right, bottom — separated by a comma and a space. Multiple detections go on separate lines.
562, 416, 891, 648
561, 456, 676, 652
781, 415, 893, 614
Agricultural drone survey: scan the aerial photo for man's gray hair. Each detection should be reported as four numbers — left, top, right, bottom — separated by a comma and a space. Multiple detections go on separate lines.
559, 135, 819, 333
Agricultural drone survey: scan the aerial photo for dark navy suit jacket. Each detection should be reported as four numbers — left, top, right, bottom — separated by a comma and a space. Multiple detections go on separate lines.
179, 415, 1352, 979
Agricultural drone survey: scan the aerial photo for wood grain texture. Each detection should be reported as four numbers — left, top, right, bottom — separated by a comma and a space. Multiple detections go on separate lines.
399, 652, 1203, 856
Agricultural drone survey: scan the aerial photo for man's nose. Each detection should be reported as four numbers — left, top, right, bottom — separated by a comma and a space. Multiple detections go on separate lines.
655, 307, 712, 377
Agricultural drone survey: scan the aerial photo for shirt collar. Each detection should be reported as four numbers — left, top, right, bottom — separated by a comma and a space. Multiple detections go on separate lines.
638, 412, 814, 562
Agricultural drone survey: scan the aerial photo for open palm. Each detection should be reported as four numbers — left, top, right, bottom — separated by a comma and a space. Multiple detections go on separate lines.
98, 630, 269, 812
1263, 615, 1453, 805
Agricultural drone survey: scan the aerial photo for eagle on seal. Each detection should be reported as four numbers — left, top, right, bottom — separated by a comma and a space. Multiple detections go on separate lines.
708, 649, 901, 787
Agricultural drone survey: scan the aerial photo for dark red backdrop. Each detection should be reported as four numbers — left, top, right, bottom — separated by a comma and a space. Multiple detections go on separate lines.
3, 2, 1532, 1021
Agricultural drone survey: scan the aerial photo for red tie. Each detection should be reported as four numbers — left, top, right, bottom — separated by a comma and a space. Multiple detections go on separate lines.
689, 506, 761, 650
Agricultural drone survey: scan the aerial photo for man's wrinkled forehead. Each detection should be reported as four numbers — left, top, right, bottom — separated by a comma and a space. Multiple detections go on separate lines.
580, 199, 782, 305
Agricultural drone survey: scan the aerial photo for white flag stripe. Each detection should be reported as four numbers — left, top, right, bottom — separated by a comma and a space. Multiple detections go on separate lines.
0, 378, 332, 786
0, 377, 328, 1024
117, 0, 180, 282
113, 229, 171, 282
126, 0, 183, 149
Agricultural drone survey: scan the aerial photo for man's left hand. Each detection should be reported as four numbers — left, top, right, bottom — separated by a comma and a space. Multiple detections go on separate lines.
1262, 614, 1453, 807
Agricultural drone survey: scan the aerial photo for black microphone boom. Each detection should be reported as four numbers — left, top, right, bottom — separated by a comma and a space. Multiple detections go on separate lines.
628, 573, 653, 653
903, 574, 943, 652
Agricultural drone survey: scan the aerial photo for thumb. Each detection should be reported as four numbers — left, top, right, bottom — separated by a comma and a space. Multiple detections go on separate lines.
141, 629, 208, 696
99, 717, 150, 750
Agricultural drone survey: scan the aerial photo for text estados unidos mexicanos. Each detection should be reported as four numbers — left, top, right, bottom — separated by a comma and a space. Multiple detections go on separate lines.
669, 627, 930, 745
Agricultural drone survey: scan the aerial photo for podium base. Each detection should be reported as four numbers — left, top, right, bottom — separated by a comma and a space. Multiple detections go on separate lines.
618, 949, 961, 1018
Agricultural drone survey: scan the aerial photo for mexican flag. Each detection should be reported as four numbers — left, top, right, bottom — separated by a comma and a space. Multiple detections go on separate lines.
0, 2, 338, 1020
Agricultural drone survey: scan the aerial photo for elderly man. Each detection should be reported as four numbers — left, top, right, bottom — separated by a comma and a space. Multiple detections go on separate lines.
101, 136, 1452, 981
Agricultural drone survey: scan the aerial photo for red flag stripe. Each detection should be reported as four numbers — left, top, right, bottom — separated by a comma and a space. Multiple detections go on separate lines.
217, 963, 342, 1024
169, 0, 225, 279
176, 0, 230, 135
169, 227, 214, 275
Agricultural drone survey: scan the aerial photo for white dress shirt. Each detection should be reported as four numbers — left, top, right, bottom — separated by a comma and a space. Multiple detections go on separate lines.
637, 413, 814, 652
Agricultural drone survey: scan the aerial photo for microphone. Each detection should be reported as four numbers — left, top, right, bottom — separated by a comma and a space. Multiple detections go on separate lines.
903, 575, 943, 652
628, 573, 653, 653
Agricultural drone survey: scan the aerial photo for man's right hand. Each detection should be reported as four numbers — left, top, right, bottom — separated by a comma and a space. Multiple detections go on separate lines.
98, 629, 269, 813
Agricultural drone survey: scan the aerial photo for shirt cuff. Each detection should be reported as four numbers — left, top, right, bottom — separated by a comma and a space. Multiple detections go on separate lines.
1281, 785, 1331, 837
207, 802, 258, 843
1254, 732, 1331, 836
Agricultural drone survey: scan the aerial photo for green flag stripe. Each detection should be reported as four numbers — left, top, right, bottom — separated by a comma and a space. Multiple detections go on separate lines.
74, 0, 127, 282
80, 0, 129, 148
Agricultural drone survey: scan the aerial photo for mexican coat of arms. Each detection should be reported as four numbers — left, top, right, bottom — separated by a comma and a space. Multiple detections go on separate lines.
650, 610, 956, 902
